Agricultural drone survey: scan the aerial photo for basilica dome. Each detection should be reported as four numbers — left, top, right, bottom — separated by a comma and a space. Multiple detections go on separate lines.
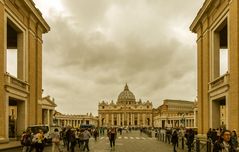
117, 84, 136, 104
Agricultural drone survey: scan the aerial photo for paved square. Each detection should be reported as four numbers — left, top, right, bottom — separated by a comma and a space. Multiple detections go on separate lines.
2, 131, 187, 152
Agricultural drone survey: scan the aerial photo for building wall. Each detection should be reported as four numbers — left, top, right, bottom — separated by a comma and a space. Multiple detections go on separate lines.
0, 1, 6, 142
190, 0, 239, 134
153, 100, 195, 128
55, 114, 98, 128
0, 0, 49, 142
98, 101, 153, 128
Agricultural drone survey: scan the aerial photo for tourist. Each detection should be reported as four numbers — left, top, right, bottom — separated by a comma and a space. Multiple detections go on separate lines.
171, 130, 178, 152
35, 129, 45, 152
93, 128, 99, 141
83, 128, 91, 152
65, 128, 72, 151
75, 129, 80, 147
51, 128, 61, 152
69, 129, 76, 152
213, 130, 236, 152
60, 128, 67, 147
21, 130, 32, 152
79, 129, 84, 150
231, 130, 238, 151
207, 128, 212, 141
186, 129, 194, 152
108, 127, 117, 149
212, 129, 218, 144
166, 129, 172, 144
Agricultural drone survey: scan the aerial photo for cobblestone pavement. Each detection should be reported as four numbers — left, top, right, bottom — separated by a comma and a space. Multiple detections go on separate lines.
1, 131, 186, 152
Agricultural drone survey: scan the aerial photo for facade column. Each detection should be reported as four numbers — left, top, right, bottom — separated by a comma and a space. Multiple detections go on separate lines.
126, 113, 128, 126
122, 113, 125, 126
106, 114, 109, 127
127, 113, 129, 126
143, 114, 145, 126
99, 114, 102, 127
117, 114, 120, 126
111, 114, 114, 126
47, 109, 50, 125
131, 114, 134, 126
150, 114, 152, 127
128, 113, 131, 126
137, 113, 140, 127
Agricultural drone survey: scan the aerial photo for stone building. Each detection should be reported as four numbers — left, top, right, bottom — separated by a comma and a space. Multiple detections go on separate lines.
193, 101, 198, 128
98, 84, 153, 128
40, 96, 57, 126
54, 112, 98, 128
190, 0, 239, 134
153, 99, 195, 128
0, 0, 50, 142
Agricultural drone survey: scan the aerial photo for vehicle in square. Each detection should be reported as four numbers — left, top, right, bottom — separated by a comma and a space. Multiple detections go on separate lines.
80, 124, 95, 129
26, 125, 61, 144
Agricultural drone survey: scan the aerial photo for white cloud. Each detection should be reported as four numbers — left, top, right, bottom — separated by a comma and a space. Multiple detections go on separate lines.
33, 0, 204, 115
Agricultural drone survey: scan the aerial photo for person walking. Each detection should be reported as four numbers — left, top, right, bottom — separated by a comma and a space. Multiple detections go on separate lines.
186, 129, 194, 152
213, 130, 236, 152
69, 129, 76, 152
35, 130, 45, 152
75, 129, 80, 148
108, 128, 117, 150
93, 128, 99, 141
21, 130, 32, 152
171, 130, 178, 152
78, 129, 84, 150
65, 128, 71, 151
231, 130, 238, 151
83, 128, 91, 152
51, 128, 61, 152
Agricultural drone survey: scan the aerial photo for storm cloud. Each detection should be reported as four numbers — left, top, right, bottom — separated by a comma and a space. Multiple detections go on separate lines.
33, 0, 204, 115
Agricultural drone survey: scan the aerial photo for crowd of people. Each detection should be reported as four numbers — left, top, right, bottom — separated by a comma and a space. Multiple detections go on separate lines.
20, 126, 121, 152
21, 129, 46, 152
207, 128, 238, 152
154, 127, 239, 152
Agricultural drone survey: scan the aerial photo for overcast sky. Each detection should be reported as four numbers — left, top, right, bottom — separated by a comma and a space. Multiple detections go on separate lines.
33, 0, 204, 115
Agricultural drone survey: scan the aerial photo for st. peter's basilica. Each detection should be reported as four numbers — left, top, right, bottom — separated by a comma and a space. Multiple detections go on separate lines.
98, 84, 153, 128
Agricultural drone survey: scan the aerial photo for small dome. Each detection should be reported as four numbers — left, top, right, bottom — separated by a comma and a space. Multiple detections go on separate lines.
117, 84, 136, 104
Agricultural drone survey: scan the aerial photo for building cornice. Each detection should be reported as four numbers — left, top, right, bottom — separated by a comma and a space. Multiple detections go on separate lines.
23, 0, 50, 33
190, 0, 213, 33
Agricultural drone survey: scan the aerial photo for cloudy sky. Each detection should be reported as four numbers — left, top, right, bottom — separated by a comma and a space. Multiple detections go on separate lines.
32, 0, 204, 115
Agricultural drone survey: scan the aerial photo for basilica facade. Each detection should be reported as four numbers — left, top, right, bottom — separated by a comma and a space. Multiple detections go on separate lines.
98, 84, 153, 128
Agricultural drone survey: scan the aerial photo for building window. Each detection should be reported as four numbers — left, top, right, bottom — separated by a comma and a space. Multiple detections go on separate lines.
213, 18, 228, 78
6, 19, 24, 79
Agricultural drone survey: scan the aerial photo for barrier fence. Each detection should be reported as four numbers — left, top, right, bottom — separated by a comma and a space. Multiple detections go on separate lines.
146, 130, 214, 152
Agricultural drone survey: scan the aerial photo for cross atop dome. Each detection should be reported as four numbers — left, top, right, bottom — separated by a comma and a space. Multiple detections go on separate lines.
124, 83, 129, 91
